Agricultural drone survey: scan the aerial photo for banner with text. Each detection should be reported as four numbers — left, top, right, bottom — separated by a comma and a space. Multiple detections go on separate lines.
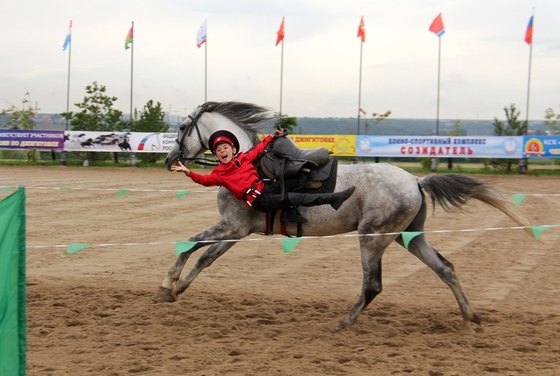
5, 130, 560, 160
356, 136, 524, 159
63, 131, 178, 153
288, 134, 356, 157
522, 136, 560, 158
0, 129, 65, 150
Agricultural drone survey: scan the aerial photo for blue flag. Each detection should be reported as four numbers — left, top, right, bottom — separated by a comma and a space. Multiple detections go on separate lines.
63, 20, 72, 51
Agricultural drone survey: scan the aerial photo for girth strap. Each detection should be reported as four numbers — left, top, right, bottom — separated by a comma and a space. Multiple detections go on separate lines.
263, 210, 302, 238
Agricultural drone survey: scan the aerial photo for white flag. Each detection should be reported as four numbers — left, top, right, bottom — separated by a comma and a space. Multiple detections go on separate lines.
196, 20, 207, 48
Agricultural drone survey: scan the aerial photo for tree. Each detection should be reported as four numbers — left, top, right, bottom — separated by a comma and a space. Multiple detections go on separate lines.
490, 104, 527, 172
1, 92, 38, 130
274, 112, 297, 134
61, 81, 126, 132
1, 92, 39, 161
133, 100, 168, 132
493, 103, 527, 136
134, 100, 169, 164
544, 107, 560, 134
543, 107, 560, 166
363, 109, 391, 134
446, 120, 465, 136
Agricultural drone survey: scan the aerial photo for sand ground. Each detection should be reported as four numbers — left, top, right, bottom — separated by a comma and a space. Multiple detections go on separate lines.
1, 165, 559, 376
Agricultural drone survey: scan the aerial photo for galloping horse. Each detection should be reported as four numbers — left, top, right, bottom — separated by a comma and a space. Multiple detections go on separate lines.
158, 101, 532, 331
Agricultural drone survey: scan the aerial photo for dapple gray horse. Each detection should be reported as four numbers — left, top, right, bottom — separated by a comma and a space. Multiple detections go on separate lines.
158, 101, 532, 331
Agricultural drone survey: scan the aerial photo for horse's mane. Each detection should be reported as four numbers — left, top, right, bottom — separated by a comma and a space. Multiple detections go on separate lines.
200, 101, 274, 145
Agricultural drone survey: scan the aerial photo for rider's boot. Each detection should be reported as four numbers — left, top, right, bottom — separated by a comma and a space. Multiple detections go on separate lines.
287, 186, 355, 211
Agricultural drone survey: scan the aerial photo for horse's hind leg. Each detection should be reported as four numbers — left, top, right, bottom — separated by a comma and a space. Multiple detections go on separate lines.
397, 234, 480, 328
396, 201, 480, 328
335, 235, 393, 331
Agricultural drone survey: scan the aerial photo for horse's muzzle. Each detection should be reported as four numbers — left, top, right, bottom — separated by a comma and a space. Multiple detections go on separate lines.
164, 154, 187, 171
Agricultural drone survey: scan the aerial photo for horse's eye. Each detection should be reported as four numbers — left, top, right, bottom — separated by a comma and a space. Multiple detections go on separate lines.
179, 124, 185, 131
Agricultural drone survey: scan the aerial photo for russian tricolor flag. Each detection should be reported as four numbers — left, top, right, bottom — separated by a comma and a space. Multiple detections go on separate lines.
525, 16, 533, 45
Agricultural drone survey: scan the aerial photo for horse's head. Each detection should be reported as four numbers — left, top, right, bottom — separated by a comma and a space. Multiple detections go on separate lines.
165, 105, 210, 171
164, 101, 274, 171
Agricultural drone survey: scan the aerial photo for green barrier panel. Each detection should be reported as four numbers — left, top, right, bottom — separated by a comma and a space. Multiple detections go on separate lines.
0, 187, 27, 376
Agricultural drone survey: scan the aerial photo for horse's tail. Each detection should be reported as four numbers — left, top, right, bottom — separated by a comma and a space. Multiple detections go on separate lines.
418, 174, 533, 233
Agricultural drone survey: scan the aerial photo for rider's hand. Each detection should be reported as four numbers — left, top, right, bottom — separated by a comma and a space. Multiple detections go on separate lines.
270, 129, 285, 138
171, 160, 190, 175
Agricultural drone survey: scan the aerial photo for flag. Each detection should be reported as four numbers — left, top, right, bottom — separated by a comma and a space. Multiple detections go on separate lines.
0, 188, 27, 376
276, 17, 285, 46
524, 16, 534, 44
125, 25, 133, 50
429, 13, 445, 37
62, 20, 72, 51
196, 20, 207, 48
357, 16, 365, 42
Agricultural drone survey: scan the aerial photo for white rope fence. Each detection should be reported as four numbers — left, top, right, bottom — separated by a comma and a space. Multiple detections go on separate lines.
2, 185, 555, 253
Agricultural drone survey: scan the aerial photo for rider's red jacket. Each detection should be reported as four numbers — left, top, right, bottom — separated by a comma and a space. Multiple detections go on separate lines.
187, 135, 274, 205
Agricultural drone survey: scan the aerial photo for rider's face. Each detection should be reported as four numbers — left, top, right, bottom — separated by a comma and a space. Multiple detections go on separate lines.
214, 143, 236, 164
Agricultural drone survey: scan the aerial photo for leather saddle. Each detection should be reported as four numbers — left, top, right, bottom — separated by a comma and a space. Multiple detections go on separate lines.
256, 136, 336, 193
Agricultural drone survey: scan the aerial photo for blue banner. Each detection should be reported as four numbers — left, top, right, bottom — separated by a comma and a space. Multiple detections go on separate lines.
356, 136, 523, 159
0, 130, 65, 150
523, 136, 560, 158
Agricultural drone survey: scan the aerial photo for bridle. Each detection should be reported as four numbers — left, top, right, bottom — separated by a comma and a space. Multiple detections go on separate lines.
175, 108, 219, 166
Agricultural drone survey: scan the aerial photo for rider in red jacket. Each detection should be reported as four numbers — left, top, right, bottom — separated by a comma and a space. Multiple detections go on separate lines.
171, 129, 355, 223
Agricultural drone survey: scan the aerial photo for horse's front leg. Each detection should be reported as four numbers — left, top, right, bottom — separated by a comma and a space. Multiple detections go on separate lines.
156, 242, 212, 302
173, 241, 237, 296
157, 217, 250, 303
335, 234, 393, 331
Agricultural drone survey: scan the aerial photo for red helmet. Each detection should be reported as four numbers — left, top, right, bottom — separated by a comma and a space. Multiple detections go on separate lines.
208, 130, 240, 154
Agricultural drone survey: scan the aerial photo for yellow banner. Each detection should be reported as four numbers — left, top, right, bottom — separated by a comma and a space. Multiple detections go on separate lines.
288, 134, 356, 157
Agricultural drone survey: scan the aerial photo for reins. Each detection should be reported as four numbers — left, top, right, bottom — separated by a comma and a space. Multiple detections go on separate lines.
175, 109, 219, 167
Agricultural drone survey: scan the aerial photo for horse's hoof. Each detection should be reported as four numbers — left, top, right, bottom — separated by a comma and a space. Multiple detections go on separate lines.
471, 313, 482, 325
155, 287, 177, 303
334, 320, 350, 332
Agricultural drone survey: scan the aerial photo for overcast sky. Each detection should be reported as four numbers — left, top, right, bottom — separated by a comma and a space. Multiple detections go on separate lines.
1, 0, 559, 122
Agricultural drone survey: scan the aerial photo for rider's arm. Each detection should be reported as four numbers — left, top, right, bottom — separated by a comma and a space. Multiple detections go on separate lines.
188, 170, 222, 187
244, 135, 274, 162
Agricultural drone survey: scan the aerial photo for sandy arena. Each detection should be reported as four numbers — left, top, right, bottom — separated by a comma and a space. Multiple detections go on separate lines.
1, 165, 559, 376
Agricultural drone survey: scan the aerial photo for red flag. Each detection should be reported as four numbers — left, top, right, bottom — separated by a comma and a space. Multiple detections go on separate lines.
357, 16, 365, 42
429, 13, 445, 37
275, 17, 285, 46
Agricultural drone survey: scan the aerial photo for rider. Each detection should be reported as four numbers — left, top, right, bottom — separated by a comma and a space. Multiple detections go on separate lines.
171, 129, 355, 223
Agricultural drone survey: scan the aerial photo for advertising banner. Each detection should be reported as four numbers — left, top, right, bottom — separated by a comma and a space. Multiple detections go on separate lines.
289, 134, 356, 157
0, 129, 65, 150
523, 136, 560, 158
63, 131, 178, 153
356, 136, 523, 159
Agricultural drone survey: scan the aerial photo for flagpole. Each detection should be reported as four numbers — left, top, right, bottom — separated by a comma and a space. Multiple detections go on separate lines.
279, 39, 284, 118
357, 40, 363, 135
436, 36, 441, 136
204, 21, 208, 102
61, 20, 72, 166
525, 8, 534, 132
129, 21, 135, 167
129, 21, 134, 130
65, 22, 72, 131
